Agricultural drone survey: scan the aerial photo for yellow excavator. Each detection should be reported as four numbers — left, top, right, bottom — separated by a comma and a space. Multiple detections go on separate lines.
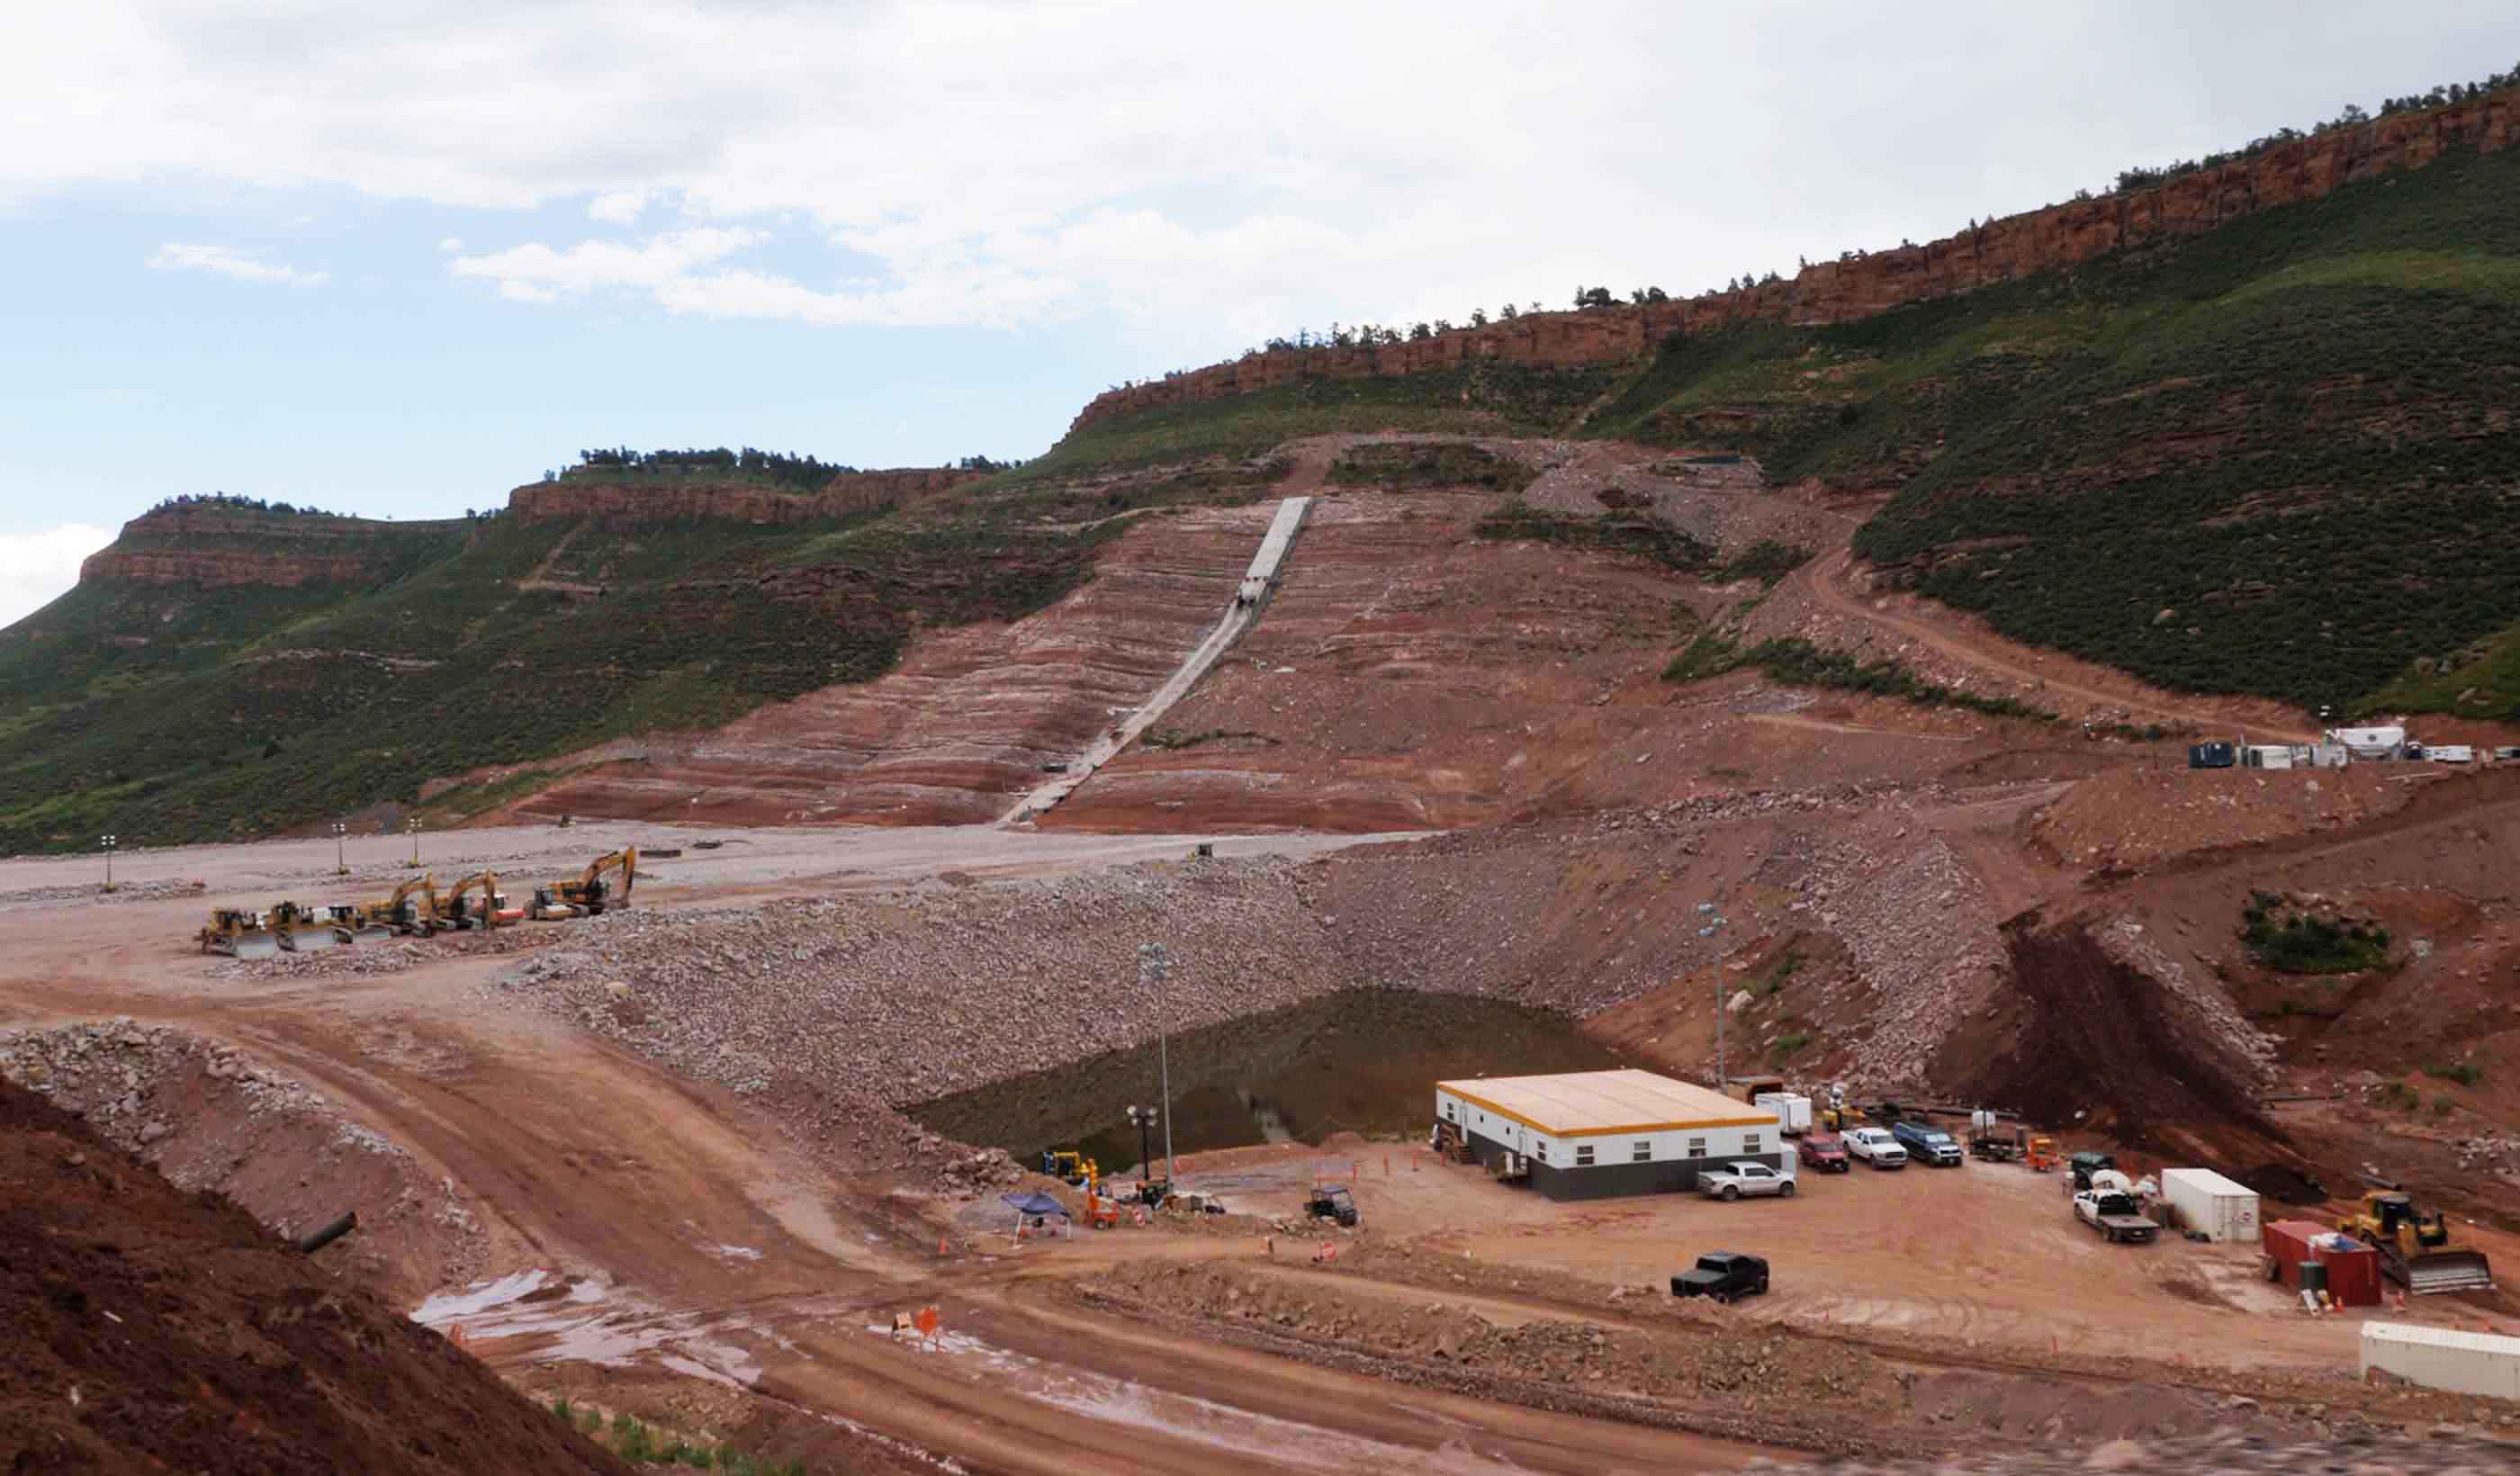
530, 849, 636, 921
353, 874, 438, 939
270, 899, 344, 953
433, 871, 511, 932
198, 908, 280, 959
2340, 1190, 2494, 1294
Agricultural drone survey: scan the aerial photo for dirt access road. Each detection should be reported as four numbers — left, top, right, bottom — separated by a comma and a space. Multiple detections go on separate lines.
0, 824, 1778, 1473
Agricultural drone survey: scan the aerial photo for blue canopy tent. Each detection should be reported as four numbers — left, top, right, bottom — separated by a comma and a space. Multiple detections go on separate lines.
1001, 1190, 1071, 1241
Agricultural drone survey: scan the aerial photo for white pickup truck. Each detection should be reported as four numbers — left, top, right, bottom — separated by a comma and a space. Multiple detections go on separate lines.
1697, 1160, 1797, 1201
1842, 1128, 1907, 1169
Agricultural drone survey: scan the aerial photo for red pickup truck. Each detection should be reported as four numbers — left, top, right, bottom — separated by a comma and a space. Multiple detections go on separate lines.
1796, 1133, 1851, 1174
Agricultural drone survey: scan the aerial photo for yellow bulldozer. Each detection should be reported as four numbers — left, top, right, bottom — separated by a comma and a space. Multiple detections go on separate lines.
198, 907, 280, 959
2340, 1190, 2494, 1295
530, 849, 636, 921
433, 871, 512, 932
269, 899, 345, 953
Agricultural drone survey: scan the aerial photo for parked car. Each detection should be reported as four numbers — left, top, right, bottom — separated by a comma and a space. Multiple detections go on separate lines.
1798, 1132, 1851, 1174
1697, 1160, 1796, 1201
1304, 1185, 1357, 1227
1670, 1251, 1769, 1303
1842, 1127, 1907, 1169
1891, 1120, 1964, 1167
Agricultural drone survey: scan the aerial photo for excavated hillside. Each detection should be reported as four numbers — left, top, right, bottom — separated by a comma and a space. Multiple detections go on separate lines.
0, 460, 1278, 852
0, 1076, 629, 1474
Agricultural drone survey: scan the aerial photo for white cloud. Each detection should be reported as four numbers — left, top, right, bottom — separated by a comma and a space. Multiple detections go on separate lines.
586, 188, 646, 225
436, 235, 464, 253
0, 524, 113, 627
146, 242, 327, 286
14, 4, 2518, 363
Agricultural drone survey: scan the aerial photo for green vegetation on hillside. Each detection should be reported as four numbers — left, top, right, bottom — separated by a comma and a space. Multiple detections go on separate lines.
2241, 892, 2392, 975
1473, 503, 1712, 572
1598, 144, 2520, 713
1663, 634, 2056, 723
1007, 362, 1618, 484
0, 487, 1143, 853
1325, 441, 1538, 494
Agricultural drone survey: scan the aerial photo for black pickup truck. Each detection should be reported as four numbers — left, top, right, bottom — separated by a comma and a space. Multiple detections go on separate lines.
1670, 1251, 1769, 1303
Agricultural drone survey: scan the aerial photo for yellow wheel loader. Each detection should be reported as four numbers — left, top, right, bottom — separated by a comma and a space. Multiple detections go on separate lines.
2341, 1190, 2494, 1294
198, 908, 281, 960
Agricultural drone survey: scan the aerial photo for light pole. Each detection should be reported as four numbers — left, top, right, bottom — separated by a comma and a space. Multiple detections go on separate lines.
1698, 904, 1727, 1090
1125, 1104, 1158, 1185
405, 816, 421, 868
332, 821, 347, 876
101, 833, 117, 893
1138, 942, 1174, 1184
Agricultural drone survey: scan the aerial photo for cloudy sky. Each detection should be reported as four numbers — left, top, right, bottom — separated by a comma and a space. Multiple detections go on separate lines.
1, 2, 2511, 622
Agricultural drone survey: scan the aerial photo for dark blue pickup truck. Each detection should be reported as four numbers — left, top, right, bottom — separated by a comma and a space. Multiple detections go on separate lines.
1890, 1119, 1965, 1166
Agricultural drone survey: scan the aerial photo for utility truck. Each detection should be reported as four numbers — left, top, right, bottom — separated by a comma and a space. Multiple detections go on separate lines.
1842, 1128, 1906, 1169
2073, 1170, 2158, 1244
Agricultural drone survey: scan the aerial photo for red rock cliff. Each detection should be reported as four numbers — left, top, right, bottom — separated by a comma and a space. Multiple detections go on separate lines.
76, 506, 444, 590
1072, 90, 2515, 433
506, 466, 987, 526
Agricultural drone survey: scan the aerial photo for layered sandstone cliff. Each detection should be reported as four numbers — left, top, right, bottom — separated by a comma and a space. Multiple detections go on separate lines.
76, 506, 455, 590
1072, 89, 2514, 432
505, 466, 987, 526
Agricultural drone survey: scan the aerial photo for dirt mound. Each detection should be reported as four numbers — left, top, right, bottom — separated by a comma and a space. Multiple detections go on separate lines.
2031, 764, 2417, 872
1944, 914, 2283, 1159
2236, 1163, 2330, 1205
0, 1022, 485, 1304
0, 1077, 629, 1475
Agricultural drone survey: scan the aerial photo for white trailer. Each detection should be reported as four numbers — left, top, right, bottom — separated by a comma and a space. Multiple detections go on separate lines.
1752, 1093, 1812, 1136
2362, 1323, 2520, 1399
2156, 1167, 2260, 1242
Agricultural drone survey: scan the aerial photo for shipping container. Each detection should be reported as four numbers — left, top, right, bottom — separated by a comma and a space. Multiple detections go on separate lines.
2361, 1323, 2520, 1398
2315, 1237, 2384, 1308
2159, 1167, 2260, 1242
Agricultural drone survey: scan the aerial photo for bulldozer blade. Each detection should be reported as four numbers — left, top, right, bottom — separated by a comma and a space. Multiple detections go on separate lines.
278, 928, 340, 953
338, 923, 394, 945
224, 932, 283, 961
2407, 1252, 2495, 1294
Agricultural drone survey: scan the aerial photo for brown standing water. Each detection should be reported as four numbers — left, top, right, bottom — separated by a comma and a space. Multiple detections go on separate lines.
906, 989, 1629, 1176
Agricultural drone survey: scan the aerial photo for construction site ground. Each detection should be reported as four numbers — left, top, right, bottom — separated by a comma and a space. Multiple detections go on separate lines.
12, 436, 2520, 1470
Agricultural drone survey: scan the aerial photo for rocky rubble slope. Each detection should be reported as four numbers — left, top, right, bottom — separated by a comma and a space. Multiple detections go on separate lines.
1759, 1429, 2520, 1474
0, 1022, 483, 1302
0, 1077, 629, 1475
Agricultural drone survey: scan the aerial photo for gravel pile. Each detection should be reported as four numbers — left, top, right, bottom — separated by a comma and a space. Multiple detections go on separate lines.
1763, 1428, 2519, 1473
0, 1019, 383, 1148
0, 877, 207, 910
205, 927, 551, 981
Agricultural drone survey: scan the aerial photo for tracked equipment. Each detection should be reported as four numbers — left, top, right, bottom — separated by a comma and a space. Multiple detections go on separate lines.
530, 848, 635, 922
2340, 1190, 2494, 1294
271, 900, 343, 953
198, 908, 281, 959
358, 874, 438, 937
433, 871, 508, 932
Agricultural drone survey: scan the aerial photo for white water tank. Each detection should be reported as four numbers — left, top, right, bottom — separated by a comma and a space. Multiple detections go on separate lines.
2158, 1167, 2261, 1242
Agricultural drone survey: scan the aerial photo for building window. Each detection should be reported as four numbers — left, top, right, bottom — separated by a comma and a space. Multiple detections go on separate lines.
1744, 1133, 1762, 1155
1443, 1102, 1454, 1120
1687, 1137, 1706, 1159
1632, 1139, 1651, 1163
1535, 1140, 1550, 1163
1575, 1145, 1596, 1166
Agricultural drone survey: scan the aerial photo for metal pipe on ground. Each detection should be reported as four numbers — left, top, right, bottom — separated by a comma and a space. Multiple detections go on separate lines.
295, 1210, 358, 1255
